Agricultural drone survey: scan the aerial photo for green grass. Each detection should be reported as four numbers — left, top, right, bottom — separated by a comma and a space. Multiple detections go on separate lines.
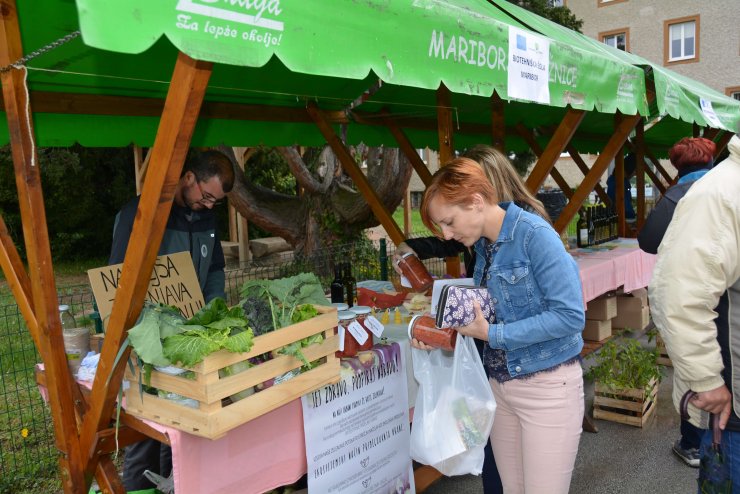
392, 207, 429, 237
0, 259, 104, 494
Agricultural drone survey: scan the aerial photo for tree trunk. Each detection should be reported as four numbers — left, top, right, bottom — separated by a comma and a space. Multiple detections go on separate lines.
223, 145, 413, 258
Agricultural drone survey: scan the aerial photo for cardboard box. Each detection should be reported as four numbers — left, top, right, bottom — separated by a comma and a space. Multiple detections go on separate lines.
617, 294, 648, 313
583, 318, 612, 342
612, 305, 651, 331
586, 296, 617, 321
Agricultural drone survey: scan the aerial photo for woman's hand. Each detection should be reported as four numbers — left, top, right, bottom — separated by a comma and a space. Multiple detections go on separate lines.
392, 242, 416, 275
455, 300, 489, 341
409, 337, 436, 351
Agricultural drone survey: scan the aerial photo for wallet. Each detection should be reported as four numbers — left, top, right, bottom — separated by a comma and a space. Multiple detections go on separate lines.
435, 284, 495, 328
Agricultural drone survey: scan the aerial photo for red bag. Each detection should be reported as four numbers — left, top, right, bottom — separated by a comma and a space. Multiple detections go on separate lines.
357, 287, 407, 309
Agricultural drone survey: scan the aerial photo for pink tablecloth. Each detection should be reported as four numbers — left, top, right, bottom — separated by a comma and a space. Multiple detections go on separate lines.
571, 238, 656, 303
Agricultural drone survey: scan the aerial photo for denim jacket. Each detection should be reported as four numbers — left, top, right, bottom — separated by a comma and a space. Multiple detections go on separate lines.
473, 202, 585, 377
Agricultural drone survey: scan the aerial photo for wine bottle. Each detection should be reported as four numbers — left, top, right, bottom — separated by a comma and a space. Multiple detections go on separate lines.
343, 262, 356, 308
330, 263, 345, 303
577, 208, 588, 248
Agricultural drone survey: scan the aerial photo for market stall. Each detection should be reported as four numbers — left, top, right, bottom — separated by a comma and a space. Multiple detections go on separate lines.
2, 1, 739, 493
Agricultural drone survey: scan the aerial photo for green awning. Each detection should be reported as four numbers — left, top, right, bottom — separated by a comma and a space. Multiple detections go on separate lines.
489, 0, 740, 134
1, 0, 650, 152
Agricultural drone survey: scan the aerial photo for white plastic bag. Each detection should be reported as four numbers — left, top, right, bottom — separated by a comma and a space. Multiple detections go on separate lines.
410, 334, 496, 476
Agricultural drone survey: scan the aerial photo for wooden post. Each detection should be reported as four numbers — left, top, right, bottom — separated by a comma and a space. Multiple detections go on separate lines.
553, 115, 641, 233
79, 52, 213, 482
635, 120, 646, 230
524, 108, 585, 192
0, 1, 87, 490
714, 131, 733, 159
403, 187, 412, 237
614, 114, 627, 238
491, 92, 505, 153
436, 84, 460, 277
307, 101, 405, 245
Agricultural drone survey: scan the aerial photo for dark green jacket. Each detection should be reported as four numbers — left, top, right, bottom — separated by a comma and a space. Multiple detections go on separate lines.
109, 196, 226, 302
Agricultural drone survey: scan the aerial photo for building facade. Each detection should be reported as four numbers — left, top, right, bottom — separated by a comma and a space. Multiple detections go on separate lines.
563, 0, 740, 100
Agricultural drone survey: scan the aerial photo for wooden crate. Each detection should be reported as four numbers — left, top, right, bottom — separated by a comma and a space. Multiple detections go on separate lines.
124, 306, 340, 439
655, 334, 672, 367
593, 377, 659, 428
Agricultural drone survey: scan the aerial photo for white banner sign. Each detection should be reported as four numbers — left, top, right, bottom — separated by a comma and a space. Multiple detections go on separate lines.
700, 98, 724, 128
507, 26, 550, 104
302, 344, 414, 494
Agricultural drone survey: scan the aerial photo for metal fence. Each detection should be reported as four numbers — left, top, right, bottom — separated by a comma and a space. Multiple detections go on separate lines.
0, 237, 448, 492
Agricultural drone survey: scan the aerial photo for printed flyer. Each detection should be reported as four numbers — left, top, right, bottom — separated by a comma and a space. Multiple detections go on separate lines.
302, 343, 414, 494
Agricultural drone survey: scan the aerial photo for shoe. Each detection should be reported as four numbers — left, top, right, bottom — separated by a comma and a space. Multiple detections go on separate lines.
672, 439, 700, 468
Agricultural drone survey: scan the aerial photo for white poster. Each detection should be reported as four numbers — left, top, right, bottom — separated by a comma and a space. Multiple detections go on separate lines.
700, 98, 724, 128
302, 343, 414, 494
507, 26, 550, 104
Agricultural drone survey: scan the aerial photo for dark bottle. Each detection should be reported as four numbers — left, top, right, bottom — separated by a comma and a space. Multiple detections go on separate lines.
330, 264, 345, 304
343, 262, 356, 308
577, 208, 588, 248
587, 207, 595, 247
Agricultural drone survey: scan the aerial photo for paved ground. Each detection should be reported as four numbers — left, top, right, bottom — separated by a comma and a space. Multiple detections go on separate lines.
424, 340, 698, 494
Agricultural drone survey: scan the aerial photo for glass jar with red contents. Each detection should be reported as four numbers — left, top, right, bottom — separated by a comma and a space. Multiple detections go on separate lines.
336, 310, 359, 358
408, 313, 457, 351
396, 252, 434, 292
350, 305, 374, 352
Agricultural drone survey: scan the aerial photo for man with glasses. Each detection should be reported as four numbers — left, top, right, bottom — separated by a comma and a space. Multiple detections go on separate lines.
109, 149, 235, 490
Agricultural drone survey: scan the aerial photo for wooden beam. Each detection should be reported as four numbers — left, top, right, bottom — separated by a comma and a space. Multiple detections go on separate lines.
714, 131, 733, 159
403, 188, 411, 237
692, 123, 700, 137
0, 214, 39, 347
491, 92, 505, 152
635, 120, 646, 230
79, 52, 213, 480
94, 456, 126, 494
643, 145, 673, 183
385, 116, 433, 186
703, 127, 720, 141
643, 161, 667, 195
0, 1, 86, 491
436, 85, 460, 277
516, 123, 572, 199
566, 145, 610, 205
553, 115, 641, 233
306, 101, 404, 246
614, 114, 627, 237
524, 108, 585, 192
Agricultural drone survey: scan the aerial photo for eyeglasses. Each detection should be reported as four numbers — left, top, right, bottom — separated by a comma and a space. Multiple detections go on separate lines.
195, 180, 224, 206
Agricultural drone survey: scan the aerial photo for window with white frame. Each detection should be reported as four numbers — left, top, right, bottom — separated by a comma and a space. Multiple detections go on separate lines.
667, 19, 697, 62
603, 32, 627, 51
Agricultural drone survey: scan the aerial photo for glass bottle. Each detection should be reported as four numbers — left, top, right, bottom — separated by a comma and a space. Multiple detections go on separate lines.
343, 262, 356, 308
330, 264, 345, 304
350, 305, 374, 352
577, 208, 588, 248
59, 304, 76, 331
336, 310, 359, 358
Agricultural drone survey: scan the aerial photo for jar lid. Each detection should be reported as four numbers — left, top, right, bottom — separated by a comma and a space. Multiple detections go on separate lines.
337, 310, 356, 321
408, 314, 422, 340
397, 251, 416, 263
331, 302, 349, 311
350, 305, 371, 315
58, 304, 70, 312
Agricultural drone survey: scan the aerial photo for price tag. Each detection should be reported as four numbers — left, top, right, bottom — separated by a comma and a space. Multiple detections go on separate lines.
338, 325, 345, 351
347, 321, 369, 345
364, 316, 384, 338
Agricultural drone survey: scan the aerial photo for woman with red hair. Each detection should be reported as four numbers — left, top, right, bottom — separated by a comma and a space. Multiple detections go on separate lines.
418, 158, 585, 494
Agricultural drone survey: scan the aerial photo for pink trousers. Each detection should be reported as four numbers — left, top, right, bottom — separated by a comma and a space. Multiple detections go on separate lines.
489, 361, 584, 494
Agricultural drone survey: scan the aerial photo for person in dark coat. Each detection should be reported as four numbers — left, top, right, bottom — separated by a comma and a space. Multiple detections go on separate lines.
638, 136, 715, 467
606, 153, 638, 221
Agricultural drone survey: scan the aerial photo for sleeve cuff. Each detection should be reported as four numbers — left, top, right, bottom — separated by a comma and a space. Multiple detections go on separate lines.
488, 322, 505, 350
689, 376, 726, 394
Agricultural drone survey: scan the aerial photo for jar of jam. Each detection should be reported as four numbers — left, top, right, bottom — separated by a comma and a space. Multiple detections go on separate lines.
350, 305, 374, 352
337, 310, 359, 358
396, 252, 434, 292
408, 313, 457, 351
